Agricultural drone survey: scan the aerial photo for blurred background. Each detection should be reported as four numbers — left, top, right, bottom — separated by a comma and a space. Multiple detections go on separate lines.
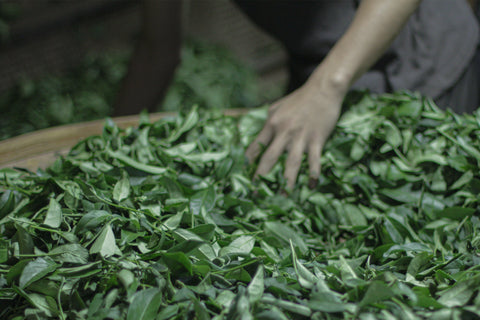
0, 0, 289, 140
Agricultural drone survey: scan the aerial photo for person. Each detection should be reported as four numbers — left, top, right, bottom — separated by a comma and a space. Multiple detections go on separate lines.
114, 0, 480, 190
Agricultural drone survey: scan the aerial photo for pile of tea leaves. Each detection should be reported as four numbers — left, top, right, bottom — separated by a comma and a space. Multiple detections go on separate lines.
1, 91, 480, 319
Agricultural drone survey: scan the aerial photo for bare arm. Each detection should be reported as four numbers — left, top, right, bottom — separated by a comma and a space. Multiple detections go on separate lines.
310, 0, 422, 95
113, 0, 182, 116
246, 0, 422, 190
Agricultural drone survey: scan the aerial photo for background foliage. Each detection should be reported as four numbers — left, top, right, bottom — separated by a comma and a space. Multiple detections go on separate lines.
0, 39, 265, 141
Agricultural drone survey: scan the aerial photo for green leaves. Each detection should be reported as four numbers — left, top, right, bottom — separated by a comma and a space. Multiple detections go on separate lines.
264, 221, 308, 254
43, 198, 62, 228
126, 288, 163, 320
219, 235, 255, 256
90, 224, 120, 257
247, 265, 264, 304
190, 186, 216, 216
437, 274, 480, 307
435, 207, 475, 220
75, 210, 111, 234
19, 258, 57, 289
107, 149, 167, 175
291, 240, 317, 289
49, 244, 89, 264
359, 281, 396, 307
3, 91, 480, 319
113, 175, 131, 202
168, 106, 199, 143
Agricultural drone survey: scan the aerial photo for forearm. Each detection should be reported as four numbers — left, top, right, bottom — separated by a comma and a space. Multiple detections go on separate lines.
307, 0, 422, 96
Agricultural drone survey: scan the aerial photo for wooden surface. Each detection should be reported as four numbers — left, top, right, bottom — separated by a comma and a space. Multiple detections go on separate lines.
0, 109, 248, 171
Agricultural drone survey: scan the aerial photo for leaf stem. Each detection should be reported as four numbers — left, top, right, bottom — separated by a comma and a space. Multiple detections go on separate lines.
211, 257, 263, 275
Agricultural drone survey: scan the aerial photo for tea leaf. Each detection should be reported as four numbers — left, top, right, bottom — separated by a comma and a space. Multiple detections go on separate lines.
43, 198, 62, 228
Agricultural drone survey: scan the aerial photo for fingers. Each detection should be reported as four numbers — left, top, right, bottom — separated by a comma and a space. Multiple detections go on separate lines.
284, 133, 307, 190
254, 132, 289, 178
249, 128, 325, 191
246, 125, 273, 163
246, 102, 282, 163
308, 136, 324, 189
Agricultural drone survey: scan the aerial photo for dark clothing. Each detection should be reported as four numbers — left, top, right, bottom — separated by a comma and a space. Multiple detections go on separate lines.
234, 0, 480, 113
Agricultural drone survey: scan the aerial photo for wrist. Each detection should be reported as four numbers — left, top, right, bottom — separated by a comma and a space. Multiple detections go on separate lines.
306, 65, 353, 98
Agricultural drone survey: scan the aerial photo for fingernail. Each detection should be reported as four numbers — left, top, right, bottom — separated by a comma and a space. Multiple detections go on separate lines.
308, 177, 318, 189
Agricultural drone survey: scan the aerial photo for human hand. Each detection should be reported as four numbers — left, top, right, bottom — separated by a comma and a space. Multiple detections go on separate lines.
246, 83, 343, 190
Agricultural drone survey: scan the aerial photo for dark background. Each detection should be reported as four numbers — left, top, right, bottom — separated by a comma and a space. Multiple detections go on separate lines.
0, 0, 287, 96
